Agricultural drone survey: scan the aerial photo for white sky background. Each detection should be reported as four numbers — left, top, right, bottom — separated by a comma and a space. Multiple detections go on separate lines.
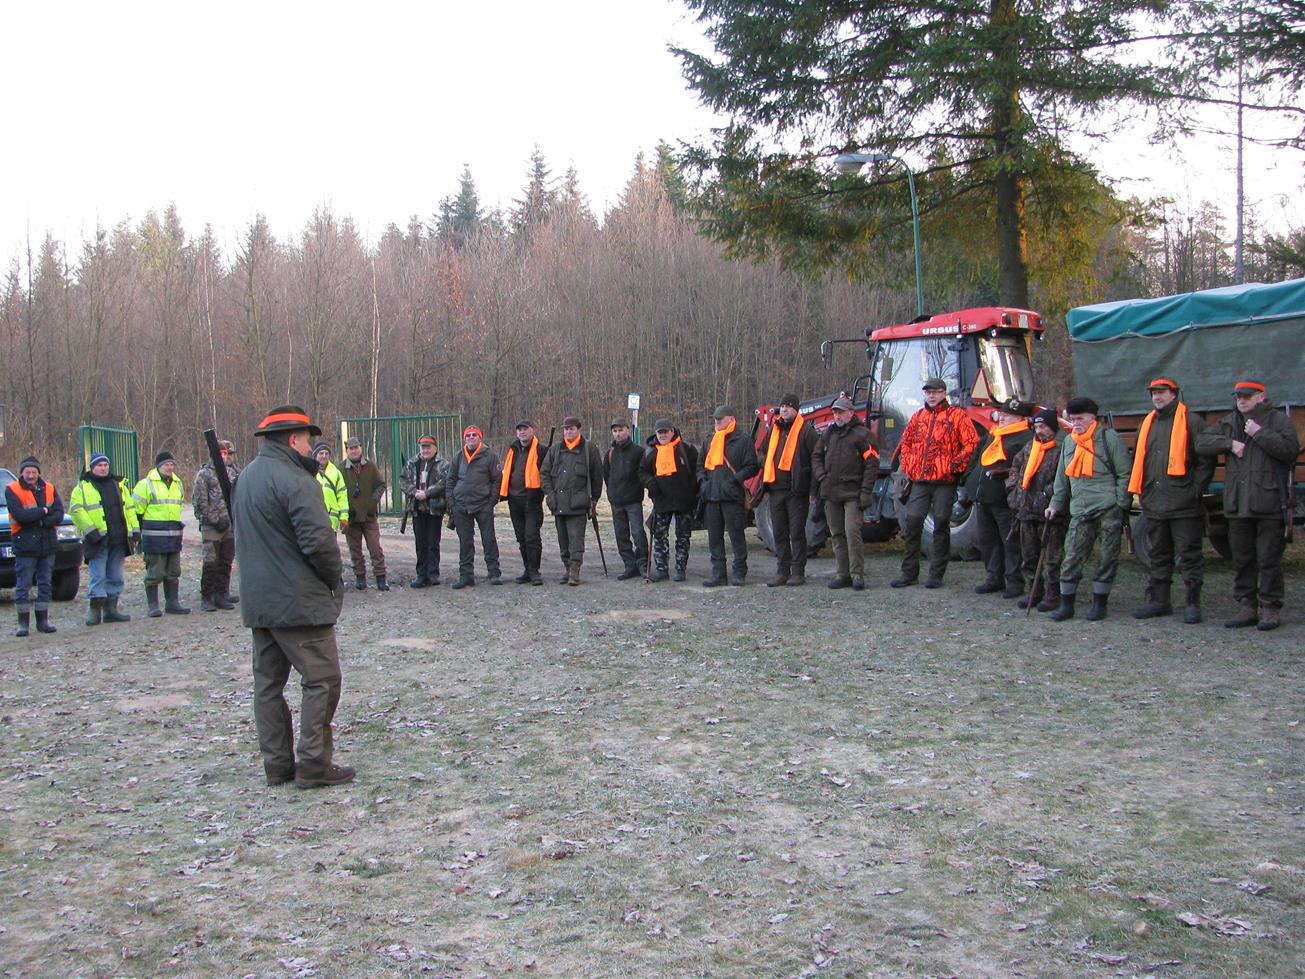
2, 0, 1301, 266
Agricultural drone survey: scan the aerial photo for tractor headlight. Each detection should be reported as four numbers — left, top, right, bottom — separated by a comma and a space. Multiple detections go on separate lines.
57, 524, 79, 542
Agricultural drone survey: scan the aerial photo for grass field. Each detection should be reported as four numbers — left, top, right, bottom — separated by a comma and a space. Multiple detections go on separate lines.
2, 521, 1301, 977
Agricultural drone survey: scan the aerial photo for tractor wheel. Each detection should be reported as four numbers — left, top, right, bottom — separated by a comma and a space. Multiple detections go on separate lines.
754, 503, 776, 553
922, 497, 982, 561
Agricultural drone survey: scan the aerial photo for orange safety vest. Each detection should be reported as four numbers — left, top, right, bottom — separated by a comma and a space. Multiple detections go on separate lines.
7, 480, 55, 536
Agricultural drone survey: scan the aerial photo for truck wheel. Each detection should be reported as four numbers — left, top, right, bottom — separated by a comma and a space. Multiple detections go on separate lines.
52, 568, 80, 602
807, 501, 829, 556
922, 500, 982, 561
754, 503, 776, 553
1131, 513, 1151, 571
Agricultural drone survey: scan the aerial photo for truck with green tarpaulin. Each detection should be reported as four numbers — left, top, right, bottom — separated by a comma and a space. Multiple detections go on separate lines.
1067, 278, 1305, 563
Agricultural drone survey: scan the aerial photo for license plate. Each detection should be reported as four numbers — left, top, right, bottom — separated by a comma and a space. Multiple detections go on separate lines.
0, 546, 11, 558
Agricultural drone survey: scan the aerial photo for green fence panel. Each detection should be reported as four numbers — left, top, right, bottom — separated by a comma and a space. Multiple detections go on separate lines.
338, 413, 462, 516
78, 425, 139, 486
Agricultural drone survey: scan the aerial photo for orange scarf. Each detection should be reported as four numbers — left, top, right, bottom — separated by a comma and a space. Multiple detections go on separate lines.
1021, 437, 1053, 489
1065, 421, 1098, 479
762, 414, 805, 483
1127, 402, 1188, 494
655, 437, 681, 476
463, 443, 482, 465
564, 435, 581, 451
980, 420, 1030, 467
704, 419, 736, 470
498, 437, 541, 497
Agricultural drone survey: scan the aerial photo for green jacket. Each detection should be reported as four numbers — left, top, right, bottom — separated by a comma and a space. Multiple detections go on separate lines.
1050, 425, 1131, 517
1196, 399, 1300, 518
1131, 400, 1215, 519
342, 456, 386, 523
542, 438, 604, 516
233, 438, 343, 629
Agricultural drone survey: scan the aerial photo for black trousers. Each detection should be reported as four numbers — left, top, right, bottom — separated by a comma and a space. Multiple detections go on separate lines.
412, 511, 443, 582
508, 495, 544, 574
976, 501, 1021, 587
1227, 516, 1286, 609
768, 489, 810, 576
704, 500, 748, 579
453, 506, 501, 580
1143, 514, 1204, 589
611, 501, 649, 572
899, 481, 958, 582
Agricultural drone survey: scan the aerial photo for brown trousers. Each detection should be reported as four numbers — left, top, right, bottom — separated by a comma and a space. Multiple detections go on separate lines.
345, 518, 387, 579
252, 624, 342, 781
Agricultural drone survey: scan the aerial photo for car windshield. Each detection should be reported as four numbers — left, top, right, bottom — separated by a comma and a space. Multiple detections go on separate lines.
978, 337, 1035, 405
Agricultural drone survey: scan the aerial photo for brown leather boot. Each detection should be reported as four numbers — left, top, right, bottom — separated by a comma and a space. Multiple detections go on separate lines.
1256, 606, 1281, 631
567, 565, 581, 586
1224, 599, 1258, 628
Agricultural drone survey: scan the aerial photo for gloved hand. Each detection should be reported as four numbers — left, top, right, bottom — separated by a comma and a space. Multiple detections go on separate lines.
586, 501, 597, 519
85, 528, 104, 545
131, 530, 142, 547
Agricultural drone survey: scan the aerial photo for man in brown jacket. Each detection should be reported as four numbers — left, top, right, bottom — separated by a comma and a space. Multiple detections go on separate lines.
811, 397, 879, 590
343, 436, 389, 591
1196, 379, 1300, 630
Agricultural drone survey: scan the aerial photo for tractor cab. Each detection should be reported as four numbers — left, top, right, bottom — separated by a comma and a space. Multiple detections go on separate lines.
862, 306, 1042, 458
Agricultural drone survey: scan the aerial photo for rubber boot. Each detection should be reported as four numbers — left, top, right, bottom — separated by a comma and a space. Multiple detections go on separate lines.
215, 592, 235, 609
15, 610, 30, 637
376, 576, 390, 591
1086, 592, 1109, 622
1133, 581, 1172, 619
146, 584, 162, 618
86, 598, 104, 626
104, 595, 131, 622
163, 580, 190, 614
1050, 592, 1076, 622
200, 594, 218, 612
223, 591, 240, 605
1182, 583, 1202, 624
35, 609, 56, 634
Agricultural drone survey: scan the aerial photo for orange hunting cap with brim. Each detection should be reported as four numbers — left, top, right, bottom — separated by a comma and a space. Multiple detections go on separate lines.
254, 405, 321, 437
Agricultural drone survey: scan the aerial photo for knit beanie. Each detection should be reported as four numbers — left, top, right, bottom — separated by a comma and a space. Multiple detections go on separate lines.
89, 452, 110, 469
155, 450, 175, 466
19, 455, 41, 474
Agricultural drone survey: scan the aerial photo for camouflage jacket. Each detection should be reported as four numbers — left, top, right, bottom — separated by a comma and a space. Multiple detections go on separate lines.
193, 461, 240, 539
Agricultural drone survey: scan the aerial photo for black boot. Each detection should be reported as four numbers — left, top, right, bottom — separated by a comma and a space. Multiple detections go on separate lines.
1183, 583, 1202, 624
104, 595, 131, 622
1086, 592, 1109, 621
200, 594, 218, 612
355, 575, 367, 591
146, 584, 162, 618
163, 580, 190, 614
35, 609, 56, 634
1050, 592, 1076, 622
1133, 581, 1172, 619
376, 576, 390, 591
86, 598, 105, 626
15, 610, 30, 636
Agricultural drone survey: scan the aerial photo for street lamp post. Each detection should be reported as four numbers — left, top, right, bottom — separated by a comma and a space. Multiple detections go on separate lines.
834, 151, 924, 318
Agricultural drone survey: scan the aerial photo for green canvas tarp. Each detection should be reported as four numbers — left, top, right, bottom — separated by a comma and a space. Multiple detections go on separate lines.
1067, 279, 1305, 413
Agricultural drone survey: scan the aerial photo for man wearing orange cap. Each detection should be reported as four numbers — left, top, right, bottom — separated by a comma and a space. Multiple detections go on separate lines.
447, 426, 504, 588
1197, 379, 1300, 630
1129, 378, 1215, 623
233, 405, 353, 788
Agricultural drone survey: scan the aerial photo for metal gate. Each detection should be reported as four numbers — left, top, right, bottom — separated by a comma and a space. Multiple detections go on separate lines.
78, 424, 139, 486
338, 413, 462, 516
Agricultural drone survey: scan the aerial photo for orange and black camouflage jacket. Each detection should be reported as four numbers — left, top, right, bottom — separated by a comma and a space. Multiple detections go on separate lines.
898, 402, 979, 483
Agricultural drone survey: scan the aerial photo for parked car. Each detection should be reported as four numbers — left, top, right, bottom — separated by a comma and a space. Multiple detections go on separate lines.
0, 467, 83, 601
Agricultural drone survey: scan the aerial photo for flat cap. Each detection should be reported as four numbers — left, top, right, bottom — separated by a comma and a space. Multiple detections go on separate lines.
711, 405, 738, 420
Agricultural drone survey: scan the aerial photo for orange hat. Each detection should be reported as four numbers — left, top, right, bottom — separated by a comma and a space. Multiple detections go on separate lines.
463, 426, 483, 439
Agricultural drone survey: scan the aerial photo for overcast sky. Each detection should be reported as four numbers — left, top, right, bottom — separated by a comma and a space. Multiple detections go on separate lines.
3, 0, 1299, 265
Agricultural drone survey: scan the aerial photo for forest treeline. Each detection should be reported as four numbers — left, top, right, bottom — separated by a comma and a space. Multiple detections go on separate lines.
2, 146, 1299, 484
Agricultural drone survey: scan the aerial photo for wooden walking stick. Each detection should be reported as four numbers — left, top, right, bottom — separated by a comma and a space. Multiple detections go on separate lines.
1024, 519, 1051, 617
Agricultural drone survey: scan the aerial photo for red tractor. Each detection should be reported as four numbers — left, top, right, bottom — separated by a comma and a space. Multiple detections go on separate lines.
751, 305, 1045, 557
